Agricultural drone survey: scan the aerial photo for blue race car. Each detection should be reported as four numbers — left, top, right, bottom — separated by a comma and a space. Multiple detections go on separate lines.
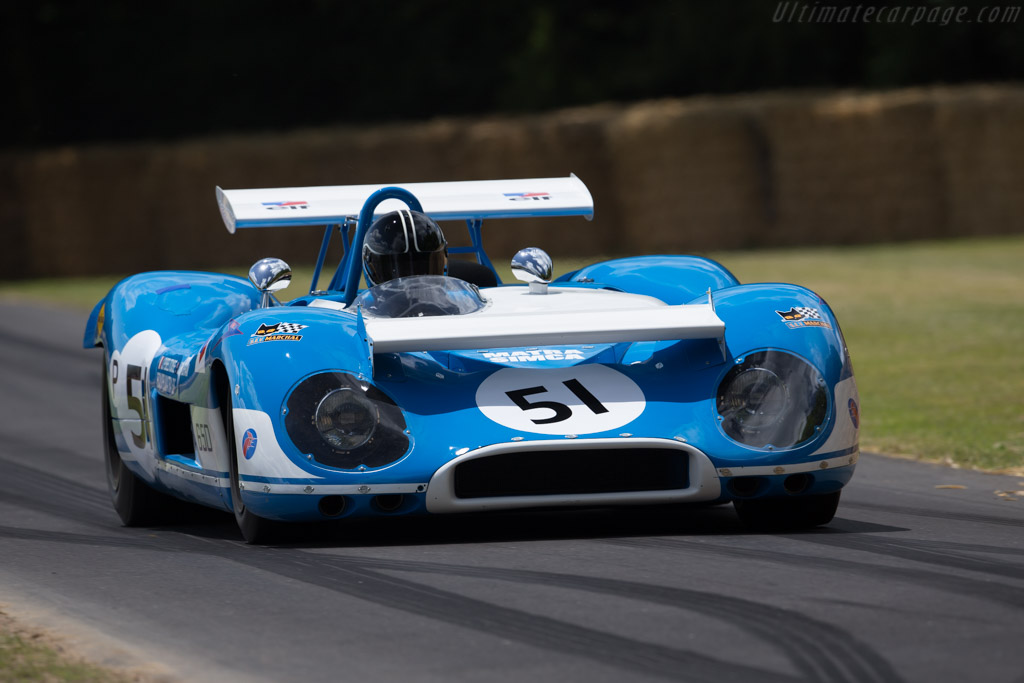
85, 175, 859, 543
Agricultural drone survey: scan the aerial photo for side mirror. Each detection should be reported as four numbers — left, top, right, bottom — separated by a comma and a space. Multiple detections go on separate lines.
511, 248, 553, 294
249, 257, 291, 308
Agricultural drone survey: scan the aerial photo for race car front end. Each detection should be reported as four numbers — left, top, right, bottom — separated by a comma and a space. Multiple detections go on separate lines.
217, 280, 857, 531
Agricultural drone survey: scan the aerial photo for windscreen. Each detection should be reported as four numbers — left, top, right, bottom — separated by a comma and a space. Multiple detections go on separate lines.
352, 275, 488, 318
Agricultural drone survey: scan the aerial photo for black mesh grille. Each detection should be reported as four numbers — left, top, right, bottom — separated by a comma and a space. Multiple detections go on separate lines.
453, 448, 689, 499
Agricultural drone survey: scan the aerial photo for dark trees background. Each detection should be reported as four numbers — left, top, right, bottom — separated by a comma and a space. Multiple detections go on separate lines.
2, 0, 1022, 149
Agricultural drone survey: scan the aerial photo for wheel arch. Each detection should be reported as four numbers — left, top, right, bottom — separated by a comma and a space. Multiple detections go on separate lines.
557, 255, 740, 304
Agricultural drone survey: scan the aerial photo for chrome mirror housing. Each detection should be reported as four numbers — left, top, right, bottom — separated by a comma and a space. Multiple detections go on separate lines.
511, 248, 553, 294
249, 257, 291, 308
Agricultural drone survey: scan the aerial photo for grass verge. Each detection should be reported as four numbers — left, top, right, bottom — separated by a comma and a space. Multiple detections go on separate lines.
0, 614, 128, 682
2, 236, 1021, 472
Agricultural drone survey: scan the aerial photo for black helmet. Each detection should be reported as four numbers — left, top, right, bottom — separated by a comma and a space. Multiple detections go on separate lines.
362, 209, 447, 286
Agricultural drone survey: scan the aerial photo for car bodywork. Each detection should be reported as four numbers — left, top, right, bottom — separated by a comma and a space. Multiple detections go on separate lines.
86, 175, 859, 542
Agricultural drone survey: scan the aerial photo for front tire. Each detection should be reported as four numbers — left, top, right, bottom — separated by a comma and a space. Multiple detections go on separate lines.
102, 359, 175, 525
223, 388, 280, 544
734, 491, 841, 531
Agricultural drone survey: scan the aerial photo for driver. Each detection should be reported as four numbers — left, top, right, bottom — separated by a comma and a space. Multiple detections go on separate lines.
362, 209, 448, 286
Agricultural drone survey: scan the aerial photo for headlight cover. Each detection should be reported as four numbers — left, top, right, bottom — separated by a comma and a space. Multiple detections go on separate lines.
285, 372, 409, 469
315, 388, 377, 451
716, 351, 828, 449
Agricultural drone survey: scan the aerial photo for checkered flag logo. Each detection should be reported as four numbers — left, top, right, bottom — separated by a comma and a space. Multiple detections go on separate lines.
274, 322, 308, 334
255, 322, 308, 336
776, 307, 822, 321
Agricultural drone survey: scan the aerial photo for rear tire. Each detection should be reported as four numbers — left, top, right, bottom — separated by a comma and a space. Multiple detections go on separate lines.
102, 359, 175, 525
222, 386, 280, 544
734, 491, 841, 531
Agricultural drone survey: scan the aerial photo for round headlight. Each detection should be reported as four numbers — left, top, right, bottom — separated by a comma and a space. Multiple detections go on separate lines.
315, 388, 377, 450
717, 351, 828, 449
721, 367, 790, 432
284, 372, 409, 469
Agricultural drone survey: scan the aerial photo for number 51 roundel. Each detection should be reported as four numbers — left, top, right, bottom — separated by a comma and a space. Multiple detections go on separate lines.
475, 365, 646, 436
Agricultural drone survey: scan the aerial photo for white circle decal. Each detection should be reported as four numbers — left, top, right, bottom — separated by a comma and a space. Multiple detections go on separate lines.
476, 365, 646, 435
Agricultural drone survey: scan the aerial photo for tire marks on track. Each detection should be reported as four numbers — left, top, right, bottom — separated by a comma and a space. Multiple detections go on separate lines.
0, 515, 901, 683
605, 534, 1024, 610
0, 464, 903, 683
788, 532, 1024, 581
226, 551, 805, 683
843, 500, 1024, 529
305, 554, 903, 683
0, 456, 112, 519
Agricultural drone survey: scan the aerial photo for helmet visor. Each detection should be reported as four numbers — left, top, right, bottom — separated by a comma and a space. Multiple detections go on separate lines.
365, 249, 447, 285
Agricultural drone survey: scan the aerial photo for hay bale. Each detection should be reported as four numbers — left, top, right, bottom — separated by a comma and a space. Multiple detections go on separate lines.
2, 85, 1022, 280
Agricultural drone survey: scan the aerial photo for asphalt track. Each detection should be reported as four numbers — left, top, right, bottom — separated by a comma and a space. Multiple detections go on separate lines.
0, 300, 1022, 683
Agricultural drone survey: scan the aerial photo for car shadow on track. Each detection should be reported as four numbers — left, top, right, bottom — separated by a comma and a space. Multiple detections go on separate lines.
158, 503, 909, 548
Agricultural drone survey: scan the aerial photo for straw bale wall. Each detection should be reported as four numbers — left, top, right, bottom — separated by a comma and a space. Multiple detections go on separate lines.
1, 85, 1021, 279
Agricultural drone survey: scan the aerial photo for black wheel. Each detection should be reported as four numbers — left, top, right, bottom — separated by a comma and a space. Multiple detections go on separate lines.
734, 491, 841, 531
223, 388, 280, 544
102, 358, 175, 525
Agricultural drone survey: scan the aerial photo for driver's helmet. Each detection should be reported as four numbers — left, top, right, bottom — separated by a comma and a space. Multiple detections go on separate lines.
362, 209, 448, 286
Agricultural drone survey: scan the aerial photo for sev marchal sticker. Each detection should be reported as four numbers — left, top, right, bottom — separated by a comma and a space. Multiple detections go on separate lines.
776, 307, 832, 330
248, 322, 309, 345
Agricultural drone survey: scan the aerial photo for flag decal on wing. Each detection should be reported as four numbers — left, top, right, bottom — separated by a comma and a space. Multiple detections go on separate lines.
262, 201, 308, 210
776, 307, 832, 330
248, 322, 309, 345
504, 192, 550, 201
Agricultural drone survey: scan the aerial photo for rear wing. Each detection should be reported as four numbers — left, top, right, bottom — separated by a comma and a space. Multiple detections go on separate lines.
359, 302, 725, 354
310, 295, 726, 378
216, 174, 594, 304
216, 175, 593, 233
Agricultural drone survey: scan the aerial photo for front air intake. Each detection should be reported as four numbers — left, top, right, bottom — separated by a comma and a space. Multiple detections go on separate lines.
452, 448, 689, 499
